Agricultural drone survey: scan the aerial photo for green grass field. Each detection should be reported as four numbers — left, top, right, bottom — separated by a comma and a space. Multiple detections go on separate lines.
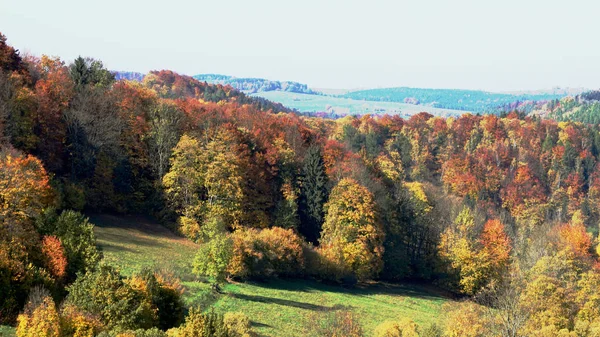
251, 91, 467, 117
93, 214, 452, 336
91, 213, 199, 278
0, 326, 15, 337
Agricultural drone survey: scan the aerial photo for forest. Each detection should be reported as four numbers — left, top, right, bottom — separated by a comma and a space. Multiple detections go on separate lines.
3, 31, 600, 337
341, 87, 567, 113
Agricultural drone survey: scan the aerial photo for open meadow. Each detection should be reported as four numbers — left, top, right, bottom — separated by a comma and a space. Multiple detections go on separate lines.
93, 214, 452, 337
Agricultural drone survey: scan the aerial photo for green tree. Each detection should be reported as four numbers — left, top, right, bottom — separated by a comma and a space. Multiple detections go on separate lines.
299, 145, 328, 244
36, 210, 101, 280
66, 265, 156, 331
69, 56, 114, 90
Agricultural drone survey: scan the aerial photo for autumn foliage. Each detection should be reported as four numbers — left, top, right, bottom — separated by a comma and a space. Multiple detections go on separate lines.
41, 236, 67, 279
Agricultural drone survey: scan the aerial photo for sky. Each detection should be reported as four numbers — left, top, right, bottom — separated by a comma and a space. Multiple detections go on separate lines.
1, 0, 599, 92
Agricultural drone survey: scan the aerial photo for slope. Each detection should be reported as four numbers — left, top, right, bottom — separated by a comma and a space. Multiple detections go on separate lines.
93, 214, 452, 336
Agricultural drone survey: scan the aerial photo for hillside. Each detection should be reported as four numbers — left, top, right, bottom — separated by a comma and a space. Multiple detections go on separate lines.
534, 90, 600, 123
193, 74, 319, 95
93, 214, 451, 337
342, 87, 569, 113
251, 91, 466, 117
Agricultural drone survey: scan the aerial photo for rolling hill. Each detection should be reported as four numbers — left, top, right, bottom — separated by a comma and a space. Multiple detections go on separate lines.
251, 91, 466, 117
341, 87, 573, 113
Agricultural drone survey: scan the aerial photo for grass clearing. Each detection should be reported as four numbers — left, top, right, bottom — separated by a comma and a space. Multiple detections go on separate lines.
0, 326, 15, 337
92, 213, 452, 336
91, 213, 198, 278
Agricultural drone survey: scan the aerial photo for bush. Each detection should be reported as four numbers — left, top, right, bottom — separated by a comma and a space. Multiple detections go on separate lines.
167, 308, 229, 337
420, 323, 443, 337
129, 268, 185, 330
16, 287, 60, 337
223, 312, 252, 337
36, 210, 101, 280
228, 227, 305, 280
443, 301, 491, 337
373, 318, 420, 337
193, 233, 233, 284
59, 304, 104, 337
312, 311, 363, 337
66, 265, 156, 331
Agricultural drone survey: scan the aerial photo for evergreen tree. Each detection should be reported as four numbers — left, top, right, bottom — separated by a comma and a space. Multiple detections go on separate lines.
299, 145, 328, 244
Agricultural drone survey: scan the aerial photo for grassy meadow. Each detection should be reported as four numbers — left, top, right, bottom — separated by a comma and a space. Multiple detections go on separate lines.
250, 91, 466, 117
0, 326, 15, 337
93, 214, 452, 337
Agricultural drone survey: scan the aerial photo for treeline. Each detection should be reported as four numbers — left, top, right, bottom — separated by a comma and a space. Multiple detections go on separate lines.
342, 87, 566, 112
5, 31, 600, 336
193, 74, 319, 95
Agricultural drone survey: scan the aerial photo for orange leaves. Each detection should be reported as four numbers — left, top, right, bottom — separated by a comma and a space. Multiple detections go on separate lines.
33, 55, 73, 171
442, 156, 478, 198
41, 236, 67, 279
0, 149, 53, 223
557, 212, 592, 259
501, 164, 547, 221
479, 219, 511, 267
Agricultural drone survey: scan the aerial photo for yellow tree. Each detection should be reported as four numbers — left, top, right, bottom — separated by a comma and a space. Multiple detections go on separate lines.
439, 208, 511, 295
319, 178, 384, 281
16, 290, 60, 337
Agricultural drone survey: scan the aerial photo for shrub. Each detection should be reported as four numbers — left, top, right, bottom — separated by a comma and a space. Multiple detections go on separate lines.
16, 287, 60, 337
228, 227, 305, 280
420, 323, 443, 337
129, 268, 185, 330
312, 311, 363, 337
66, 265, 156, 331
373, 318, 420, 337
193, 233, 233, 284
37, 210, 101, 279
443, 301, 491, 337
59, 304, 104, 337
168, 308, 229, 337
223, 312, 252, 337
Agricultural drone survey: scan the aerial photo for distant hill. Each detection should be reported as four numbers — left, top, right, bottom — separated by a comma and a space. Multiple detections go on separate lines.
113, 71, 145, 82
251, 91, 465, 118
531, 90, 600, 124
193, 74, 320, 95
341, 87, 570, 113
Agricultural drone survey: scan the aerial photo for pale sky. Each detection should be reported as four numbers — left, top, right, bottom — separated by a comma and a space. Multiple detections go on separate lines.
1, 0, 599, 91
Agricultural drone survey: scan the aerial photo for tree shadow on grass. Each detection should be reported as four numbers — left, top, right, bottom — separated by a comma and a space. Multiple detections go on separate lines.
243, 279, 451, 302
250, 321, 272, 328
95, 229, 168, 249
230, 293, 348, 312
97, 242, 137, 253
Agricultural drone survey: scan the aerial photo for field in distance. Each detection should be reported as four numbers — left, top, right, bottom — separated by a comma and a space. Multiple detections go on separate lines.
251, 91, 467, 117
93, 214, 453, 337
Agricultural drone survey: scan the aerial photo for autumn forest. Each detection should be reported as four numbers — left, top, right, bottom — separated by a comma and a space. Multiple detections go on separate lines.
3, 31, 600, 337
